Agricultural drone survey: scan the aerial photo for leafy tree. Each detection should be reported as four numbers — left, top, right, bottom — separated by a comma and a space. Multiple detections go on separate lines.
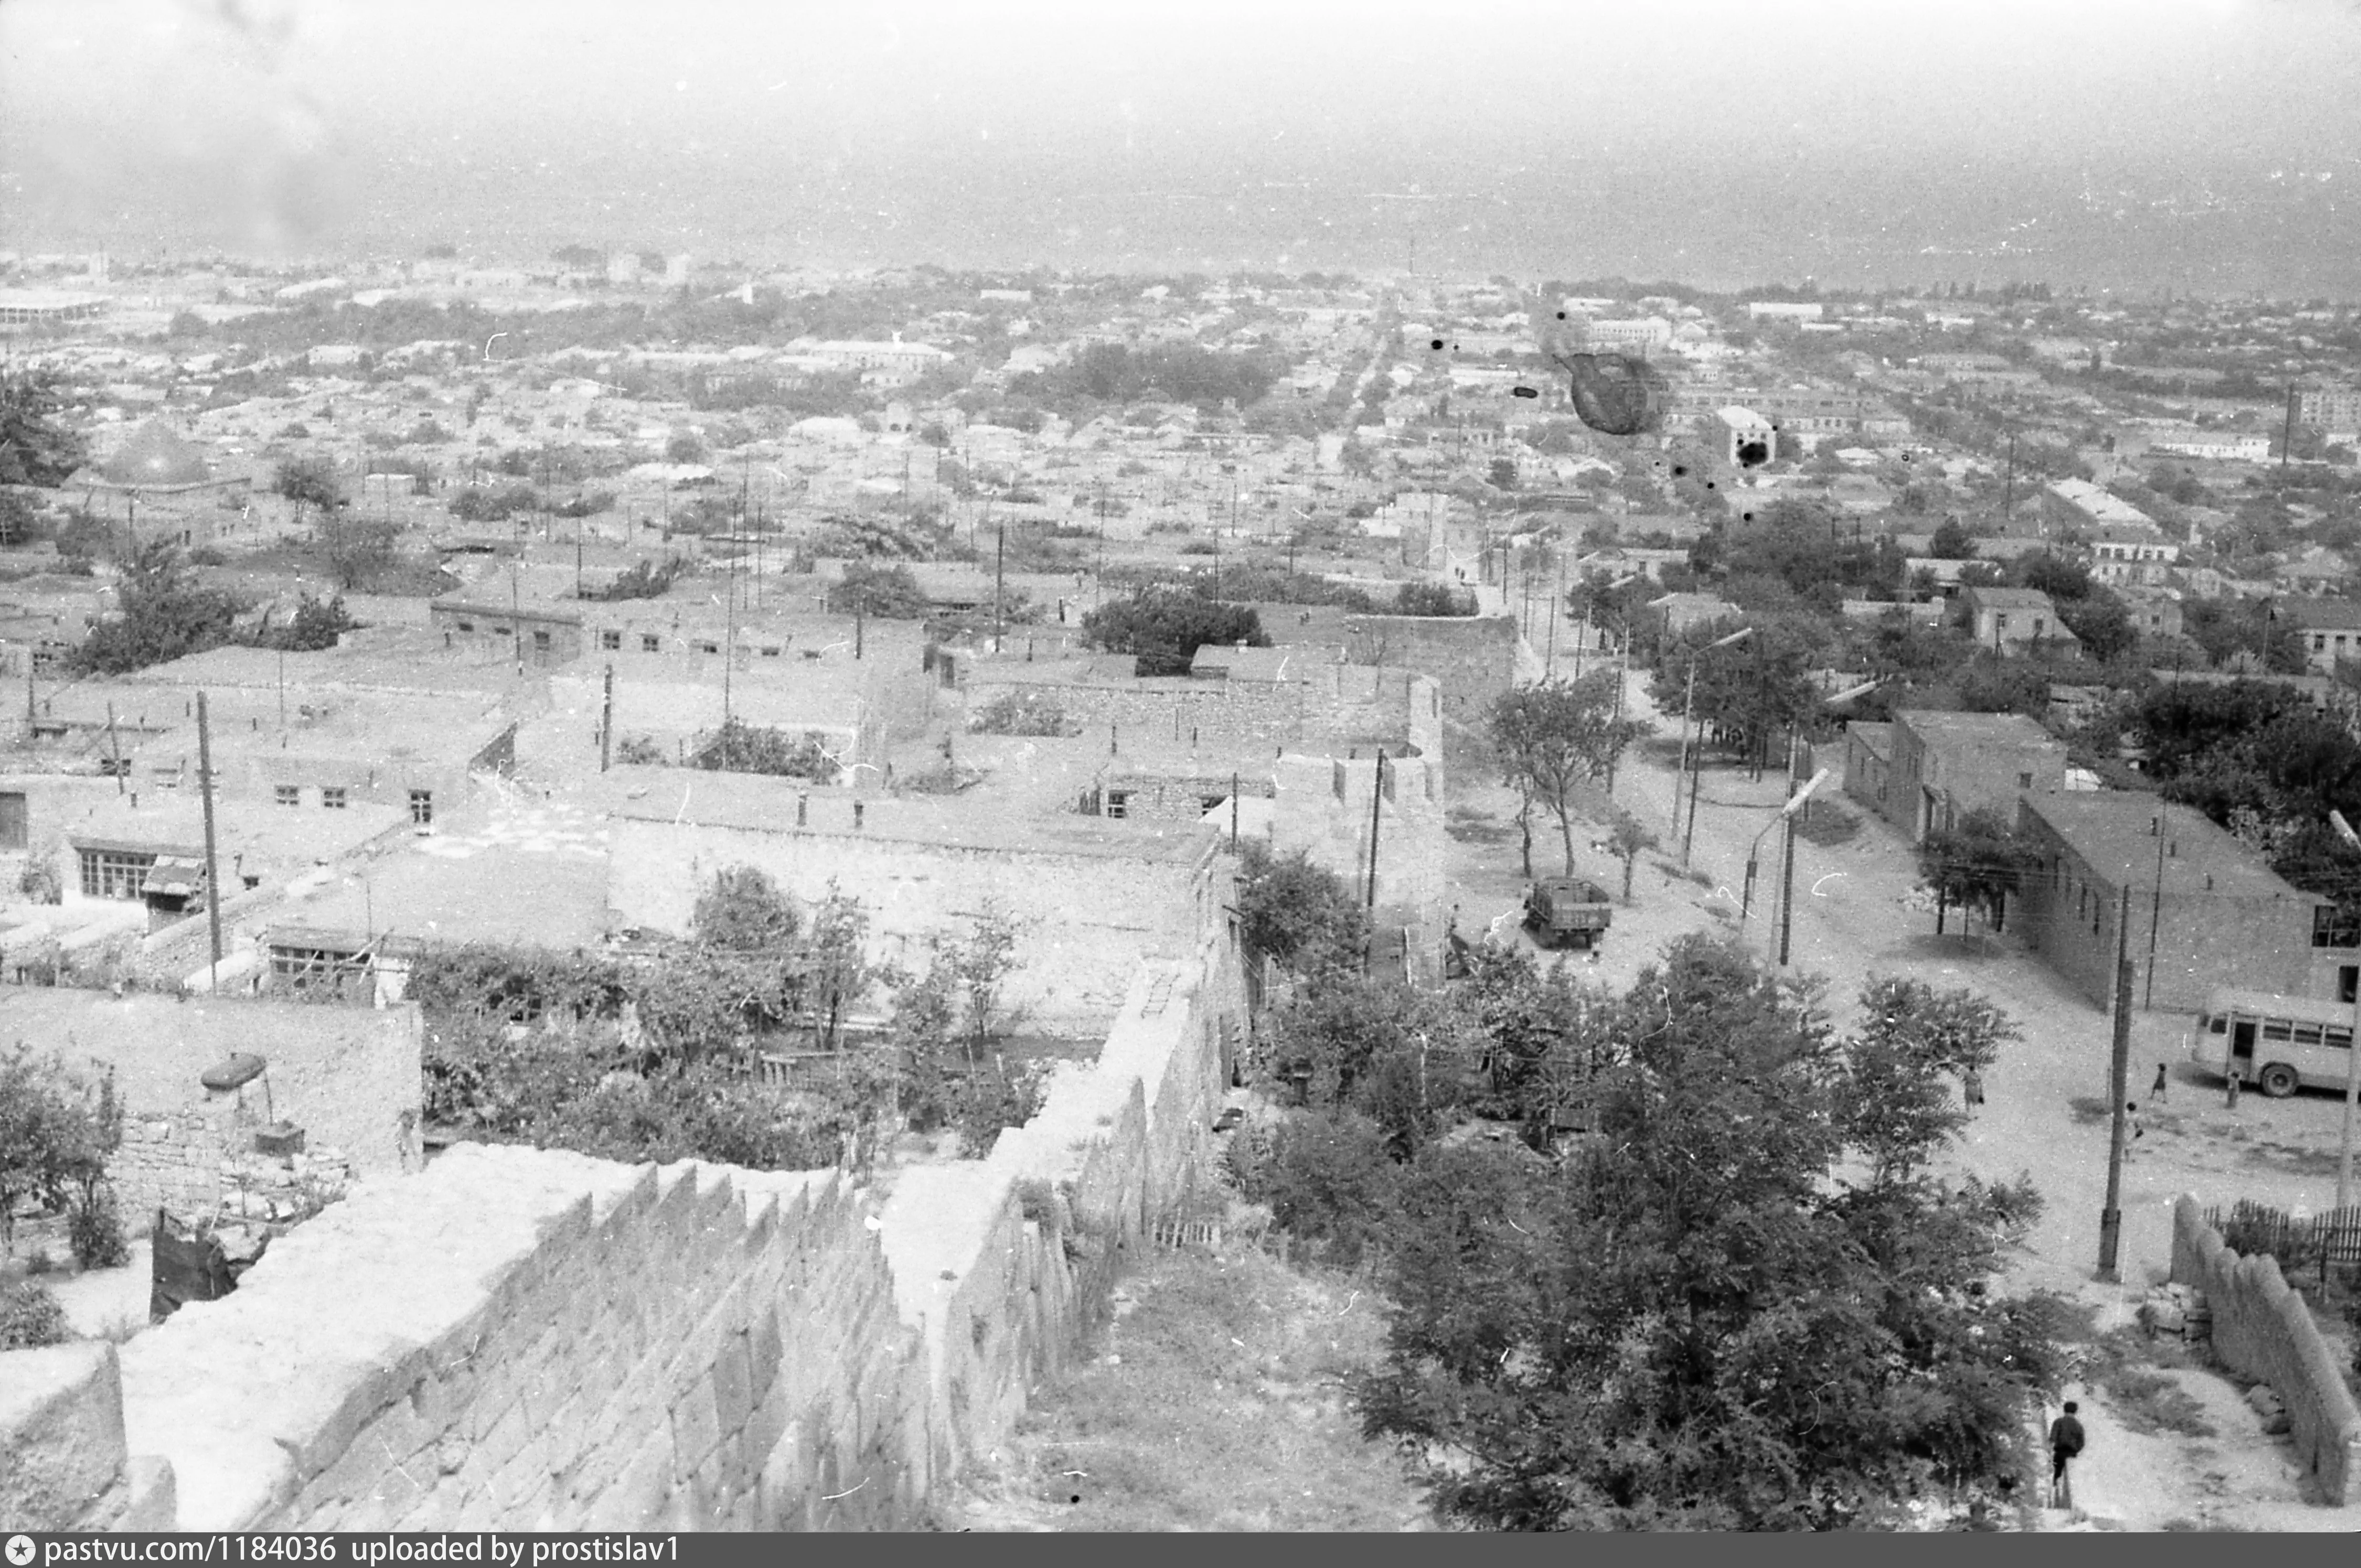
584, 556, 688, 602
1650, 615, 1824, 775
1489, 674, 1654, 876
1392, 581, 1473, 616
1925, 517, 1979, 560
826, 560, 928, 619
1265, 973, 1483, 1158
1488, 456, 1520, 490
71, 540, 248, 674
319, 512, 400, 590
967, 689, 1076, 737
0, 369, 90, 487
1355, 938, 2065, 1531
274, 454, 343, 519
1918, 806, 2040, 937
1235, 840, 1370, 975
0, 1046, 120, 1260
1082, 587, 1268, 677
1955, 654, 2052, 719
2056, 590, 2135, 664
691, 865, 802, 953
1606, 809, 1659, 904
692, 719, 839, 781
242, 593, 359, 652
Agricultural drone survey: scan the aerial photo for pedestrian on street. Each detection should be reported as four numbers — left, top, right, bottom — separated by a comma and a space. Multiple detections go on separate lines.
1962, 1065, 1985, 1113
2152, 1061, 2170, 1104
2226, 1070, 2241, 1110
2126, 1100, 2144, 1155
2048, 1402, 2085, 1510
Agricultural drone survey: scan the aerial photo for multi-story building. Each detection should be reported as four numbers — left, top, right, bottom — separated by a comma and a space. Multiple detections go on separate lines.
1842, 709, 2069, 844
2296, 386, 2361, 432
2268, 596, 2361, 674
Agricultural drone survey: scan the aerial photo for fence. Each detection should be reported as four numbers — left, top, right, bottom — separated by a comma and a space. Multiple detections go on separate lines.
2205, 1200, 2361, 1294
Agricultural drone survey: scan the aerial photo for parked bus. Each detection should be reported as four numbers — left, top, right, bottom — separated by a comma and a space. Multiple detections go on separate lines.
2186, 987, 2355, 1098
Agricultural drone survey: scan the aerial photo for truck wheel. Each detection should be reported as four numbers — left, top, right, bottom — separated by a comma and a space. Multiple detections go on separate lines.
2259, 1063, 2300, 1099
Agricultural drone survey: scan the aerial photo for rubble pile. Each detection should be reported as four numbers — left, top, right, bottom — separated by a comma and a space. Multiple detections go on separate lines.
2245, 1382, 2294, 1437
2136, 1281, 2213, 1341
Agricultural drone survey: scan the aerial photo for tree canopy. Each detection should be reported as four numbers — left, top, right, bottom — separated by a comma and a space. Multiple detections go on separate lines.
1082, 587, 1268, 676
71, 541, 249, 675
0, 370, 89, 487
1353, 939, 2062, 1531
1489, 673, 1654, 876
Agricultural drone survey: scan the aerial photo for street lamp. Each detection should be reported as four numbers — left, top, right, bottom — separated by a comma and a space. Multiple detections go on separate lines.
2326, 810, 2361, 1212
1675, 626, 1754, 866
1740, 768, 1831, 933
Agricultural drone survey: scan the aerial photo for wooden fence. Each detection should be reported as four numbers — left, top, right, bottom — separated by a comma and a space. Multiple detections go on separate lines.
2205, 1199, 2361, 1292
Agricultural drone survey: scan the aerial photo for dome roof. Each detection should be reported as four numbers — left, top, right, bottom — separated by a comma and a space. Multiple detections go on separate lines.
97, 421, 212, 487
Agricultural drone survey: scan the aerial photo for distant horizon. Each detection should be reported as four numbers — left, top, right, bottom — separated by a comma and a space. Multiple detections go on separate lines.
8, 0, 2361, 303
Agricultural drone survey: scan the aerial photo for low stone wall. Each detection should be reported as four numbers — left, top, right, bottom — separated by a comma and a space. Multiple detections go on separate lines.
2170, 1193, 2361, 1505
0, 1343, 172, 1531
62, 887, 1245, 1531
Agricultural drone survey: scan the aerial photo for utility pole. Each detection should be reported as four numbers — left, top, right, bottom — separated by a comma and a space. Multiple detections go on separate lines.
1231, 771, 1240, 852
2145, 812, 2168, 1010
600, 662, 614, 773
1777, 743, 1803, 966
2099, 885, 2134, 1281
994, 520, 1006, 646
722, 564, 736, 734
197, 691, 223, 996
1364, 750, 1387, 914
2282, 379, 2296, 475
105, 702, 123, 796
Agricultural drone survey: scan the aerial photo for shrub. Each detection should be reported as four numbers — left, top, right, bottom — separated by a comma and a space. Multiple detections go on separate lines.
968, 689, 1077, 737
23, 1247, 54, 1276
1263, 1109, 1402, 1269
953, 1060, 1048, 1159
692, 719, 838, 781
615, 734, 666, 766
186, 546, 228, 567
68, 1185, 130, 1270
0, 1281, 70, 1350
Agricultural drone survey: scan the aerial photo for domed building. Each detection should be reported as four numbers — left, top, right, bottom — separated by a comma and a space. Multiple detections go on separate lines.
65, 418, 253, 540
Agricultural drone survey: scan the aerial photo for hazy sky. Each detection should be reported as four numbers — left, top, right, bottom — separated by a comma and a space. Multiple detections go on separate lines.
7, 0, 2361, 292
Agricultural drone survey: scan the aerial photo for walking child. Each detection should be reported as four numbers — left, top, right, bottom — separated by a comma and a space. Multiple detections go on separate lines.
2048, 1401, 2085, 1510
2151, 1060, 2170, 1104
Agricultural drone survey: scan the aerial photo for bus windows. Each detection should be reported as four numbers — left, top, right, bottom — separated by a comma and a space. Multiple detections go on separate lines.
2262, 1020, 2293, 1041
2291, 1023, 2323, 1047
2331, 1026, 2356, 1051
2205, 1014, 2226, 1034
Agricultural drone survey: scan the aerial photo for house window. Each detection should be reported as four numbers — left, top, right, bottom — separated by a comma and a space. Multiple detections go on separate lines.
321, 787, 348, 810
2314, 905, 2360, 949
600, 630, 622, 651
2018, 772, 2033, 789
642, 634, 661, 652
532, 629, 552, 652
696, 641, 720, 656
490, 625, 509, 637
2317, 635, 2330, 652
456, 621, 475, 633
761, 646, 781, 657
77, 849, 154, 901
409, 789, 433, 826
1104, 791, 1130, 819
274, 785, 300, 808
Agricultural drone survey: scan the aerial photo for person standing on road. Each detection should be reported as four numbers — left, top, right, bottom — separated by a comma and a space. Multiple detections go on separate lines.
2048, 1402, 2085, 1509
1962, 1065, 1985, 1113
2152, 1061, 2170, 1104
2226, 1069, 2241, 1110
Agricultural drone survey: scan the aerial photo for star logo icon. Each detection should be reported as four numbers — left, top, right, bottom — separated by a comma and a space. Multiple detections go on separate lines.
7, 1534, 37, 1566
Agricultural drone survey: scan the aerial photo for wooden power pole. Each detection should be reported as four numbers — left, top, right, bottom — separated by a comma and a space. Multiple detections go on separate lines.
197, 691, 223, 994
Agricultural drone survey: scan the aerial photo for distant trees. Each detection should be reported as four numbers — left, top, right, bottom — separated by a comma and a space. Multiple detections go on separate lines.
1013, 342, 1278, 410
1488, 673, 1654, 877
0, 1044, 123, 1266
1082, 587, 1268, 677
318, 512, 400, 590
692, 720, 839, 782
1391, 581, 1474, 617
